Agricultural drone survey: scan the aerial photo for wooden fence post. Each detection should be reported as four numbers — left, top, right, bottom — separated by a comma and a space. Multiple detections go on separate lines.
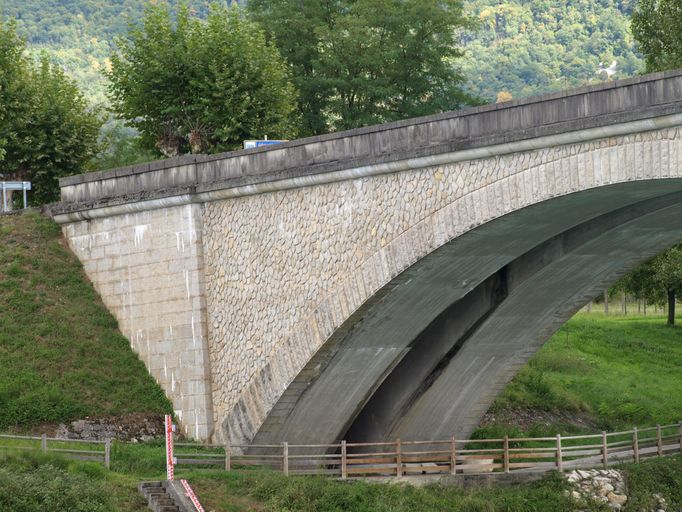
104, 438, 111, 470
41, 434, 47, 452
633, 427, 640, 463
341, 440, 347, 479
503, 436, 510, 473
395, 439, 402, 477
601, 431, 608, 469
450, 437, 457, 475
678, 422, 682, 454
657, 425, 663, 457
282, 442, 289, 476
556, 434, 563, 471
225, 440, 231, 471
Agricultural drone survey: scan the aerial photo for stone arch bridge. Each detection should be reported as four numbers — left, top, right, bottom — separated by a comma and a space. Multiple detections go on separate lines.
52, 70, 682, 446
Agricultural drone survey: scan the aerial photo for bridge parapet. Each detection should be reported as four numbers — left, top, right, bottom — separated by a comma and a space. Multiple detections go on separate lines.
57, 70, 682, 215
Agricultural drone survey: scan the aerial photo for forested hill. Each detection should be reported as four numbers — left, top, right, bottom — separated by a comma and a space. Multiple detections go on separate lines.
0, 0, 193, 104
1, 0, 642, 105
462, 0, 642, 100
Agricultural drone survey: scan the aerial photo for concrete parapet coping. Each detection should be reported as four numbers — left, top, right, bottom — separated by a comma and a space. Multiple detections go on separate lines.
52, 112, 682, 223
59, 69, 682, 192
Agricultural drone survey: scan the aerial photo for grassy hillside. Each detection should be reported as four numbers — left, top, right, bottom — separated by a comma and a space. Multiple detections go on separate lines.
0, 210, 171, 430
476, 313, 682, 439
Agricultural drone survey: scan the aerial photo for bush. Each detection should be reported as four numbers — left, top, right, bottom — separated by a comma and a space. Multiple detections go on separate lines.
0, 463, 112, 511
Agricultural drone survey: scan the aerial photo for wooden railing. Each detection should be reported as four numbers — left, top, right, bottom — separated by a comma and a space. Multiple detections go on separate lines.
173, 422, 682, 478
0, 433, 111, 469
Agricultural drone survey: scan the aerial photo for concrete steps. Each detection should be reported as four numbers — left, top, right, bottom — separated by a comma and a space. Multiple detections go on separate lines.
138, 481, 181, 512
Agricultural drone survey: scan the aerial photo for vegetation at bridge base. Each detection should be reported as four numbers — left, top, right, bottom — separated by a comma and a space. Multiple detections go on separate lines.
623, 455, 682, 511
1, 444, 681, 511
475, 313, 682, 440
183, 455, 682, 511
0, 210, 172, 430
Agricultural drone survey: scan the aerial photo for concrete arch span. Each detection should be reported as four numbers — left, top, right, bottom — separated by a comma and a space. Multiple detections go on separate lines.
251, 181, 682, 447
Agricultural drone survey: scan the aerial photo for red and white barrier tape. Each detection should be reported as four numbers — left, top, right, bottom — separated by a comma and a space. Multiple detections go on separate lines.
180, 479, 205, 512
165, 414, 175, 481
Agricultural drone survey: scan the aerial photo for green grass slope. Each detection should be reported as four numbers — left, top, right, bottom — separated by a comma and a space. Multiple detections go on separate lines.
477, 313, 682, 438
0, 210, 171, 430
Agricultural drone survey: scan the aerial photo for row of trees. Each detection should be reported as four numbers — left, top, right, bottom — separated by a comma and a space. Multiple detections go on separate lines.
106, 1, 478, 154
2, 0, 478, 193
609, 245, 682, 326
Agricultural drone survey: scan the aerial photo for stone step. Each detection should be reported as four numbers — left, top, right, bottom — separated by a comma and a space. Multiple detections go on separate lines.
138, 481, 183, 512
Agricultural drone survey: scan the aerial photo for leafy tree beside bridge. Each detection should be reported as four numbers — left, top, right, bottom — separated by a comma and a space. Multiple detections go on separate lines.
248, 0, 479, 136
632, 0, 682, 73
0, 19, 101, 204
106, 4, 298, 157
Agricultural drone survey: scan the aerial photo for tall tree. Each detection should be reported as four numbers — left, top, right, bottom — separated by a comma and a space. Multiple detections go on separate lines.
0, 20, 102, 204
107, 4, 298, 156
248, 0, 477, 135
613, 245, 682, 326
651, 245, 682, 326
0, 20, 30, 164
632, 0, 682, 73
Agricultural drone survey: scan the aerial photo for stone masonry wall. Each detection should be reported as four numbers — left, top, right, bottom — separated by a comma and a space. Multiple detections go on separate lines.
62, 204, 213, 439
202, 128, 682, 444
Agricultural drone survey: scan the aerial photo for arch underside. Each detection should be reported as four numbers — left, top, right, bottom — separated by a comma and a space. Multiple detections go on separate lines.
250, 180, 682, 446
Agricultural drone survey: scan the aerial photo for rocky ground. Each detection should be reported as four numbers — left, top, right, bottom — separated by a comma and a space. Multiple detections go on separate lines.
565, 469, 671, 512
54, 413, 167, 442
10, 413, 169, 442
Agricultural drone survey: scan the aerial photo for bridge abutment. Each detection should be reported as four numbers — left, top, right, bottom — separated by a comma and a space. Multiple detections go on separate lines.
63, 203, 214, 439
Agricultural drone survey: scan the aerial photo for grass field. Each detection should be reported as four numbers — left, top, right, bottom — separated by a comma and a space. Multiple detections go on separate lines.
0, 211, 171, 430
1, 446, 681, 512
476, 312, 682, 439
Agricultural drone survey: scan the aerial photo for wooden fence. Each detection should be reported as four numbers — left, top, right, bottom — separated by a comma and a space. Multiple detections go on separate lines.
0, 433, 111, 469
173, 422, 682, 479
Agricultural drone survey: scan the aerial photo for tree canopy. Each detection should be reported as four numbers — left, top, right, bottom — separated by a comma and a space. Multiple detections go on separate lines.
462, 0, 642, 101
631, 0, 682, 73
106, 4, 298, 156
0, 19, 102, 204
248, 0, 478, 135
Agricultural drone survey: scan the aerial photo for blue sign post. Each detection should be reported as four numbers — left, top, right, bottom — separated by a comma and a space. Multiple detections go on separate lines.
243, 139, 287, 149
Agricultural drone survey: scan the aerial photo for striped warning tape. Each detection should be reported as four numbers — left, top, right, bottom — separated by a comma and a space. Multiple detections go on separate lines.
165, 415, 175, 481
180, 479, 205, 512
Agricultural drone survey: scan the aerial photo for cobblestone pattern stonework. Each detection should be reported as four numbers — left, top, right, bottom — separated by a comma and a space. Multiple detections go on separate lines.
202, 128, 682, 444
62, 204, 213, 440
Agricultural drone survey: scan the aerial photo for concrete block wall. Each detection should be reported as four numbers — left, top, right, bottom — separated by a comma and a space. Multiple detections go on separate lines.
62, 203, 213, 439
